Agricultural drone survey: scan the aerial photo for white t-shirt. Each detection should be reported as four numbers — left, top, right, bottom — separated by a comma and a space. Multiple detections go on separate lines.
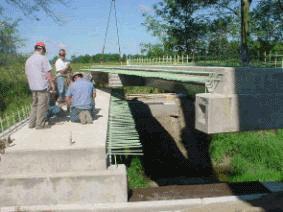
25, 52, 52, 91
55, 58, 70, 77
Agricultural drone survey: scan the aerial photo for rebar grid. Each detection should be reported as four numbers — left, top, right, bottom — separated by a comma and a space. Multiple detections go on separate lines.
107, 90, 143, 165
0, 104, 32, 139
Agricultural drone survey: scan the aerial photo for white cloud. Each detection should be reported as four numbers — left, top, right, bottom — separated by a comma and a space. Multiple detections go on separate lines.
138, 4, 153, 13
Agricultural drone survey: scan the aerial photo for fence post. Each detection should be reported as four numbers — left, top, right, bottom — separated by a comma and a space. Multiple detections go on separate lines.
17, 107, 21, 121
13, 113, 16, 125
5, 114, 9, 130
0, 119, 3, 135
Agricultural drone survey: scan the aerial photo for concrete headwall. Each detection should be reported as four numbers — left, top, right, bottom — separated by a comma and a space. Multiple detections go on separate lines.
195, 67, 283, 134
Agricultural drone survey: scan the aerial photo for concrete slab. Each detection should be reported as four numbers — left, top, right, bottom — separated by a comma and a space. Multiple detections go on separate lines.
0, 165, 127, 207
262, 182, 283, 193
0, 147, 106, 174
9, 89, 110, 151
0, 89, 110, 174
2, 181, 283, 211
0, 197, 264, 212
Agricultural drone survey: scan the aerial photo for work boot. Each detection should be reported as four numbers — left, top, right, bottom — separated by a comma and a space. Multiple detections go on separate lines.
28, 124, 35, 129
79, 111, 87, 124
35, 119, 50, 130
79, 110, 93, 124
86, 111, 93, 124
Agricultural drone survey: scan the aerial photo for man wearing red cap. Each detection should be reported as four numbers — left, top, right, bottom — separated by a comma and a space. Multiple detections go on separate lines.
25, 42, 55, 129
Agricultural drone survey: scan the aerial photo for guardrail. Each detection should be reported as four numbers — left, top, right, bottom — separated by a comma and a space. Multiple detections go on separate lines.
128, 53, 283, 68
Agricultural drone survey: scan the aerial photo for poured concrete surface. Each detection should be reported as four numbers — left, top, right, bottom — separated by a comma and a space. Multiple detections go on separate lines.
0, 89, 128, 206
0, 165, 127, 207
0, 89, 110, 174
8, 88, 110, 151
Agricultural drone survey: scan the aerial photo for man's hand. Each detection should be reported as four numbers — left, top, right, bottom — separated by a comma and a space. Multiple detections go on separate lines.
50, 81, 55, 91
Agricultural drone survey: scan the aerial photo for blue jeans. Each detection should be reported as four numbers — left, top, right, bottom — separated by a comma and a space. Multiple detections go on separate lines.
57, 76, 65, 98
70, 107, 92, 122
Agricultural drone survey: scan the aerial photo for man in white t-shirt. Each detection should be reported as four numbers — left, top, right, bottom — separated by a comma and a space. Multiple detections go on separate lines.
55, 49, 70, 103
25, 41, 55, 129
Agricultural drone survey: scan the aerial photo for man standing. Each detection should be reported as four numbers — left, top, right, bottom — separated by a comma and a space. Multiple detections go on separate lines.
55, 49, 70, 103
25, 42, 54, 129
65, 72, 96, 124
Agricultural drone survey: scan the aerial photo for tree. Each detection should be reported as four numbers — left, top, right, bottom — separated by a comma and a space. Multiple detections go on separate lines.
140, 43, 165, 57
0, 19, 23, 54
0, 0, 70, 25
142, 0, 238, 54
251, 0, 283, 43
50, 55, 58, 65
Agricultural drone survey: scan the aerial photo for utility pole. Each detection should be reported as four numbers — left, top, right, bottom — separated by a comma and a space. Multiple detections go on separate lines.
240, 0, 252, 65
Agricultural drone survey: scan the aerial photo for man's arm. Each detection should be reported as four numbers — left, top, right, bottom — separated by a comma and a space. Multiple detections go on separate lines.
65, 85, 72, 102
55, 60, 68, 75
48, 70, 55, 90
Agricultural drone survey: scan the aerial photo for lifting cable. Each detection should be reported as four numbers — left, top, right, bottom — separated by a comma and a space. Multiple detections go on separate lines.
102, 0, 121, 57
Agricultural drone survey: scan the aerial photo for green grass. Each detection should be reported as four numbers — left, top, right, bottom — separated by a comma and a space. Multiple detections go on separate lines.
0, 54, 32, 118
210, 129, 283, 182
127, 156, 149, 189
122, 86, 168, 94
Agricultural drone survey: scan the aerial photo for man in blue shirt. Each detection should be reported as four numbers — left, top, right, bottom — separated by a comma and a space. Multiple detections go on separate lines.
65, 72, 96, 124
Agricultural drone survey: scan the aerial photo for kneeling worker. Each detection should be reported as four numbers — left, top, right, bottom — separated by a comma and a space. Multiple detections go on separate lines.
65, 72, 96, 124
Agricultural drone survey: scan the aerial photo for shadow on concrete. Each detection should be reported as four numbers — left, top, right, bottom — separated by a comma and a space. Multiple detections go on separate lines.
127, 87, 217, 186
242, 191, 283, 211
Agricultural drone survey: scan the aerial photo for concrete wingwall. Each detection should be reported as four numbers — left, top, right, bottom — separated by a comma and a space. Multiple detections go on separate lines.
195, 67, 283, 134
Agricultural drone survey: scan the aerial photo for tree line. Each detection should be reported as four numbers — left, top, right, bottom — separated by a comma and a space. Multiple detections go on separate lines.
140, 0, 283, 59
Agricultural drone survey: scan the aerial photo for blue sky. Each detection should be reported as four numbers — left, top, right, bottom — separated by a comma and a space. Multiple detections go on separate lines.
2, 0, 160, 59
2, 0, 260, 60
